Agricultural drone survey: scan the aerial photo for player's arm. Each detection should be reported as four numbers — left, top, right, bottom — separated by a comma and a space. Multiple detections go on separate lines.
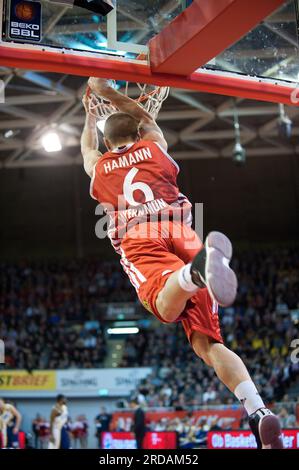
81, 94, 102, 177
88, 77, 168, 151
10, 405, 21, 433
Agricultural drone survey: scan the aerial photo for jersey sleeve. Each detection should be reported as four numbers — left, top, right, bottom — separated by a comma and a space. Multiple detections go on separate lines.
152, 141, 180, 174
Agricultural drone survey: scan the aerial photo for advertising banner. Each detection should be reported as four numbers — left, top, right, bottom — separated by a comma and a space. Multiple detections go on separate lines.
208, 430, 299, 449
101, 432, 177, 450
0, 370, 56, 391
56, 368, 152, 396
0, 368, 151, 396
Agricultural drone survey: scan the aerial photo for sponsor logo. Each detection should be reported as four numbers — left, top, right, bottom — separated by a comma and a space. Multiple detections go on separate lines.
9, 0, 42, 42
142, 299, 153, 313
0, 370, 56, 390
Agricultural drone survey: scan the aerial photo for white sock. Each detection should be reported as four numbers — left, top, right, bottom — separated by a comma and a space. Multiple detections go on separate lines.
178, 263, 198, 292
234, 380, 265, 416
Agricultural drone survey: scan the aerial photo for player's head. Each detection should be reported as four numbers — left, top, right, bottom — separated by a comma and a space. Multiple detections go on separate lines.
103, 112, 139, 151
129, 398, 139, 409
56, 394, 67, 405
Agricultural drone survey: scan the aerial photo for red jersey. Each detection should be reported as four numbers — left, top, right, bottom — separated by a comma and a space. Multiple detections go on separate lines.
90, 140, 192, 252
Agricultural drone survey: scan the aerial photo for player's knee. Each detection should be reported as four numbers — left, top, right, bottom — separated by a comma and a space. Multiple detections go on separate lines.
156, 294, 180, 323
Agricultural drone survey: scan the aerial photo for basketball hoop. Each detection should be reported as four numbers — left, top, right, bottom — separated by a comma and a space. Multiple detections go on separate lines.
86, 81, 170, 121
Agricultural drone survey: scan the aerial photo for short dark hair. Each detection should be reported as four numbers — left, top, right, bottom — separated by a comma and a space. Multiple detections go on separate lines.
104, 112, 139, 146
56, 394, 65, 402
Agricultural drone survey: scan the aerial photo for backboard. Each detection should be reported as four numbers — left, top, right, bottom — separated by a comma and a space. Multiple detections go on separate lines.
0, 0, 299, 105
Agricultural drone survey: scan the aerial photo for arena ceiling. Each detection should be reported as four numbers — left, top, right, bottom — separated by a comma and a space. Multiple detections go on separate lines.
0, 1, 298, 168
0, 68, 298, 169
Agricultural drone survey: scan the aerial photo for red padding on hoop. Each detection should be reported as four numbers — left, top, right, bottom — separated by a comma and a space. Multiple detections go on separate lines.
0, 45, 297, 106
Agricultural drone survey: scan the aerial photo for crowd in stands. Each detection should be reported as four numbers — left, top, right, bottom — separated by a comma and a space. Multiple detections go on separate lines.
0, 260, 134, 369
1, 248, 299, 406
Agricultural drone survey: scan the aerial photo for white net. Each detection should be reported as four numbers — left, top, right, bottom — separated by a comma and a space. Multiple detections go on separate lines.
87, 81, 170, 121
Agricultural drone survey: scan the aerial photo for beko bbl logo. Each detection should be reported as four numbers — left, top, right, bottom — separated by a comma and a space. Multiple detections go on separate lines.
9, 0, 42, 42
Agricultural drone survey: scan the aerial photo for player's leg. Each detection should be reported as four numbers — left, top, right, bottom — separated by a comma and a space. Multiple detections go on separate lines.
155, 270, 197, 323
156, 230, 237, 323
60, 425, 71, 449
0, 427, 7, 448
191, 331, 284, 449
6, 425, 19, 449
121, 223, 283, 448
48, 427, 60, 449
122, 223, 283, 449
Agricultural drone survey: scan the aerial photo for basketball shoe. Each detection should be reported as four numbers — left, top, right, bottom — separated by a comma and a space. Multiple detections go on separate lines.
190, 231, 238, 307
249, 408, 284, 449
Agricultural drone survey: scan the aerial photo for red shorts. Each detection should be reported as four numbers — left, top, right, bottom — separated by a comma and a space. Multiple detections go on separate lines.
120, 220, 223, 344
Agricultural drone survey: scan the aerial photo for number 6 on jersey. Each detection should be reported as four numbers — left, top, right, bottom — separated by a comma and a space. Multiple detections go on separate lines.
123, 167, 154, 206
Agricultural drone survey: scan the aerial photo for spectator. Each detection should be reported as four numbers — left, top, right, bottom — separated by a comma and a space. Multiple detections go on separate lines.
95, 407, 112, 448
130, 399, 146, 450
32, 413, 42, 449
70, 415, 88, 449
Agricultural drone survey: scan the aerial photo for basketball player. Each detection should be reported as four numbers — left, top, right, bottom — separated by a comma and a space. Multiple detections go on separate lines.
48, 394, 70, 449
81, 77, 283, 449
0, 398, 22, 448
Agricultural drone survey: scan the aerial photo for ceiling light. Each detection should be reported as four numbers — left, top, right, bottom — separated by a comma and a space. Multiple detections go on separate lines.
232, 106, 246, 166
233, 142, 246, 166
107, 327, 139, 335
41, 132, 62, 152
4, 130, 14, 139
278, 104, 292, 139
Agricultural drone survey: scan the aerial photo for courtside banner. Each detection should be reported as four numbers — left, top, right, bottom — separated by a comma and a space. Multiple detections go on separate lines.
56, 368, 152, 396
112, 408, 243, 431
101, 432, 178, 450
208, 430, 299, 449
0, 370, 56, 391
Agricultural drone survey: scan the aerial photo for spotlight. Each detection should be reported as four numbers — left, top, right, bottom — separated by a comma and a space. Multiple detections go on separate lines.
232, 106, 246, 166
4, 130, 14, 138
41, 132, 62, 152
3, 130, 20, 139
278, 104, 292, 139
233, 142, 246, 166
